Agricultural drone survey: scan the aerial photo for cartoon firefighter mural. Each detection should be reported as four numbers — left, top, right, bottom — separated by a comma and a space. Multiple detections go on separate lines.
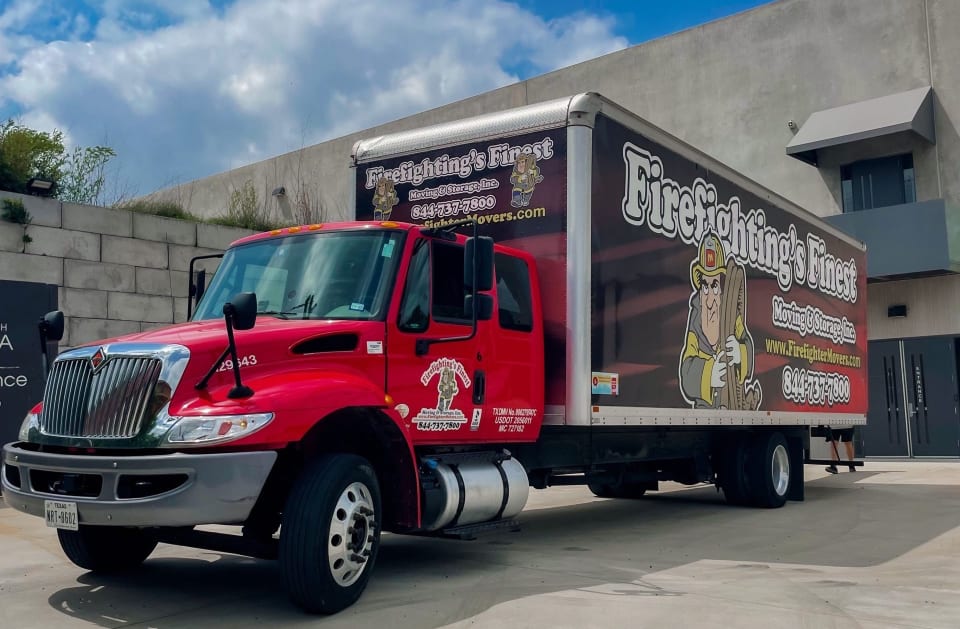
437, 367, 459, 412
509, 152, 544, 208
679, 231, 762, 410
372, 176, 399, 220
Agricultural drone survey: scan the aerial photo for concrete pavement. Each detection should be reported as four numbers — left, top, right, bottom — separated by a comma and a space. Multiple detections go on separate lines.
1, 461, 958, 628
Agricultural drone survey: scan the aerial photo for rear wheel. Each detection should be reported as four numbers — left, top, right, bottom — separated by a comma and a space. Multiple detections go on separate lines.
719, 432, 791, 508
745, 431, 790, 508
57, 526, 157, 573
279, 454, 381, 614
719, 439, 751, 506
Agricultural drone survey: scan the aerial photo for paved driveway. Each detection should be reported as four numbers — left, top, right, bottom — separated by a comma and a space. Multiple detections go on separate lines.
2, 462, 958, 628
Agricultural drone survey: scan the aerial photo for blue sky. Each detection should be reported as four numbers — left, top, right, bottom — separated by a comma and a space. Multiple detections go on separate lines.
0, 0, 772, 200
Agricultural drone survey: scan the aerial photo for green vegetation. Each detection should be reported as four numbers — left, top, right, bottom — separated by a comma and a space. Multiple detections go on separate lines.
114, 199, 198, 221
0, 119, 115, 205
208, 179, 282, 231
1, 120, 284, 233
1, 198, 33, 250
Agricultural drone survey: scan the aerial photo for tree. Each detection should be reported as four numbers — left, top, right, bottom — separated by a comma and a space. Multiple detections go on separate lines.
0, 119, 116, 204
0, 119, 66, 194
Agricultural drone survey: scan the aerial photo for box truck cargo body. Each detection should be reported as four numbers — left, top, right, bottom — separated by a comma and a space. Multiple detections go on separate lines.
353, 92, 867, 478
3, 93, 867, 615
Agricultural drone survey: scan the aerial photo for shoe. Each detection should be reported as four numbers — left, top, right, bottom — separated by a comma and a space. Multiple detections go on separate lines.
848, 466, 856, 472
825, 466, 838, 474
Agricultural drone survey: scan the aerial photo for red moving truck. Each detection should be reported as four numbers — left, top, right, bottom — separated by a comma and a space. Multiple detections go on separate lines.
2, 93, 867, 614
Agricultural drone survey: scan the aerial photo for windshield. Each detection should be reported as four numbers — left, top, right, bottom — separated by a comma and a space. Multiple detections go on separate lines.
192, 229, 404, 321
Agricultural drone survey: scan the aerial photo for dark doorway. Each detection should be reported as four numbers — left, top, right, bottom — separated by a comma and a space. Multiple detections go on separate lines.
0, 280, 58, 445
865, 339, 909, 457
864, 336, 960, 458
903, 337, 960, 457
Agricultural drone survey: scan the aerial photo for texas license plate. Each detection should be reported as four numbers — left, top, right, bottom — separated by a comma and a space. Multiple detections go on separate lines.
44, 500, 78, 531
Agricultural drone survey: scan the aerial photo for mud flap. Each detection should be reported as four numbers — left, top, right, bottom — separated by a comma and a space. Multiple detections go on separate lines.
787, 436, 805, 502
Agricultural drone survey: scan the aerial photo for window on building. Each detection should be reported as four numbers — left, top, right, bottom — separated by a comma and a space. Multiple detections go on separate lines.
495, 253, 533, 332
840, 153, 915, 212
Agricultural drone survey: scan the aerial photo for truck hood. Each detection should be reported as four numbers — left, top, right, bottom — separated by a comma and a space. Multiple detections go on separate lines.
68, 316, 373, 357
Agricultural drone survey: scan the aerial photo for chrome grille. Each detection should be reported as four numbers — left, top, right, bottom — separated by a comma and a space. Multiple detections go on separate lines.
40, 356, 163, 438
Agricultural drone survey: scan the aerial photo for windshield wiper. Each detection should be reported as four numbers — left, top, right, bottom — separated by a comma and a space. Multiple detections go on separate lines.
259, 295, 315, 319
257, 310, 298, 319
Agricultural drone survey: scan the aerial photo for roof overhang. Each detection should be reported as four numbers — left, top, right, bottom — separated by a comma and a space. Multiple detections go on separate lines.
786, 86, 935, 166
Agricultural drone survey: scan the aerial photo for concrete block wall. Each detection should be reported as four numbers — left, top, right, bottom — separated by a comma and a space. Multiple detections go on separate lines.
0, 192, 256, 353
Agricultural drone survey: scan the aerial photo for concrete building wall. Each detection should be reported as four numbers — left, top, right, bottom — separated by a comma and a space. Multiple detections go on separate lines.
867, 275, 960, 341
0, 192, 255, 352
928, 0, 960, 205
148, 0, 959, 225
146, 84, 529, 226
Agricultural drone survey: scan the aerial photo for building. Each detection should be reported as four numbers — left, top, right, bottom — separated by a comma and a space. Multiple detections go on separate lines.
150, 0, 960, 458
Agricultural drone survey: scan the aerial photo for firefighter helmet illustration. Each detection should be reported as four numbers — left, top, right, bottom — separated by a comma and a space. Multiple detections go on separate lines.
679, 231, 762, 411
509, 152, 544, 208
690, 232, 726, 291
372, 176, 399, 220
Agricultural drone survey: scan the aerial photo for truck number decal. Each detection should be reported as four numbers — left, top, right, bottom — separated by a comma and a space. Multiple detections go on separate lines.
217, 355, 258, 372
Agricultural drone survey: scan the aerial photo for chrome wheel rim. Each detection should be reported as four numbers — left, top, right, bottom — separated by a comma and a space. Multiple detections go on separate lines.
772, 444, 790, 496
327, 481, 376, 587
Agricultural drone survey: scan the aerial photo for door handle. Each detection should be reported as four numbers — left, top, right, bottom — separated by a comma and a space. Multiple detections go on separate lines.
473, 370, 485, 404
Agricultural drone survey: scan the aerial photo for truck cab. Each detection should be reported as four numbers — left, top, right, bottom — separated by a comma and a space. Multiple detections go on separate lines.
3, 219, 543, 614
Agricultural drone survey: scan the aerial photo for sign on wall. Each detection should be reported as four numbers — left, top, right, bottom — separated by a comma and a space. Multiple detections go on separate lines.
0, 280, 58, 445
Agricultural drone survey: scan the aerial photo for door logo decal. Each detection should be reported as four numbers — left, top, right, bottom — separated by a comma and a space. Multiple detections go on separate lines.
413, 357, 472, 431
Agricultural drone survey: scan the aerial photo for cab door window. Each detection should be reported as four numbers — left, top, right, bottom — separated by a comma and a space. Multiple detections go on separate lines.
431, 242, 469, 325
495, 253, 533, 332
398, 240, 471, 331
398, 240, 430, 332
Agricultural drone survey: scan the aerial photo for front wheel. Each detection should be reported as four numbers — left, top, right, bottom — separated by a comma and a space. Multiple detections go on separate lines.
279, 454, 382, 614
57, 526, 157, 573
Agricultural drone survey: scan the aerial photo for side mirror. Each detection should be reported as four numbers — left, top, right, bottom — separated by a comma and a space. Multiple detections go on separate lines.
188, 253, 223, 319
39, 310, 65, 342
464, 294, 493, 321
224, 292, 258, 331
194, 269, 207, 302
464, 236, 494, 293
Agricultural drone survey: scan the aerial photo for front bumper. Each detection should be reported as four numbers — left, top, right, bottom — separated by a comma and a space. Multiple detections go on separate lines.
1, 442, 277, 527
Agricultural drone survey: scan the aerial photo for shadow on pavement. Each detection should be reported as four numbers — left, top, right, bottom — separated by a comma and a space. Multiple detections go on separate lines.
47, 470, 960, 628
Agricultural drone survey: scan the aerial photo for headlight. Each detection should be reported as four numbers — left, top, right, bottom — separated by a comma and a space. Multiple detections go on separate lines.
162, 412, 274, 446
18, 411, 40, 441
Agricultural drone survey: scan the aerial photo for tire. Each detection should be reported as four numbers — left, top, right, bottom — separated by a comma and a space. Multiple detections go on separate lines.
744, 432, 790, 508
279, 454, 382, 614
719, 440, 751, 506
586, 472, 649, 499
57, 526, 157, 573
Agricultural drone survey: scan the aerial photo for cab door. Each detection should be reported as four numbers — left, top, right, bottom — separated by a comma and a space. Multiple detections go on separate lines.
482, 251, 544, 441
386, 237, 491, 444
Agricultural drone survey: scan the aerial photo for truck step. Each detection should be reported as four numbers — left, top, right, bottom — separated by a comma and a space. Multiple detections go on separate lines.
429, 518, 522, 540
153, 527, 279, 560
804, 458, 864, 467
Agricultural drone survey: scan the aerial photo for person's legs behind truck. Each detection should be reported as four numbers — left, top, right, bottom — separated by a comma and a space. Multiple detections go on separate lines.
825, 427, 856, 474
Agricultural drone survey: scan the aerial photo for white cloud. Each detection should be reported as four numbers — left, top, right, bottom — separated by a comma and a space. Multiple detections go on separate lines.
0, 0, 628, 195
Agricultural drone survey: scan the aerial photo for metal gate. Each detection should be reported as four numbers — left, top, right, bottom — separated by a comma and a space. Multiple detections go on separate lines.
864, 336, 960, 458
